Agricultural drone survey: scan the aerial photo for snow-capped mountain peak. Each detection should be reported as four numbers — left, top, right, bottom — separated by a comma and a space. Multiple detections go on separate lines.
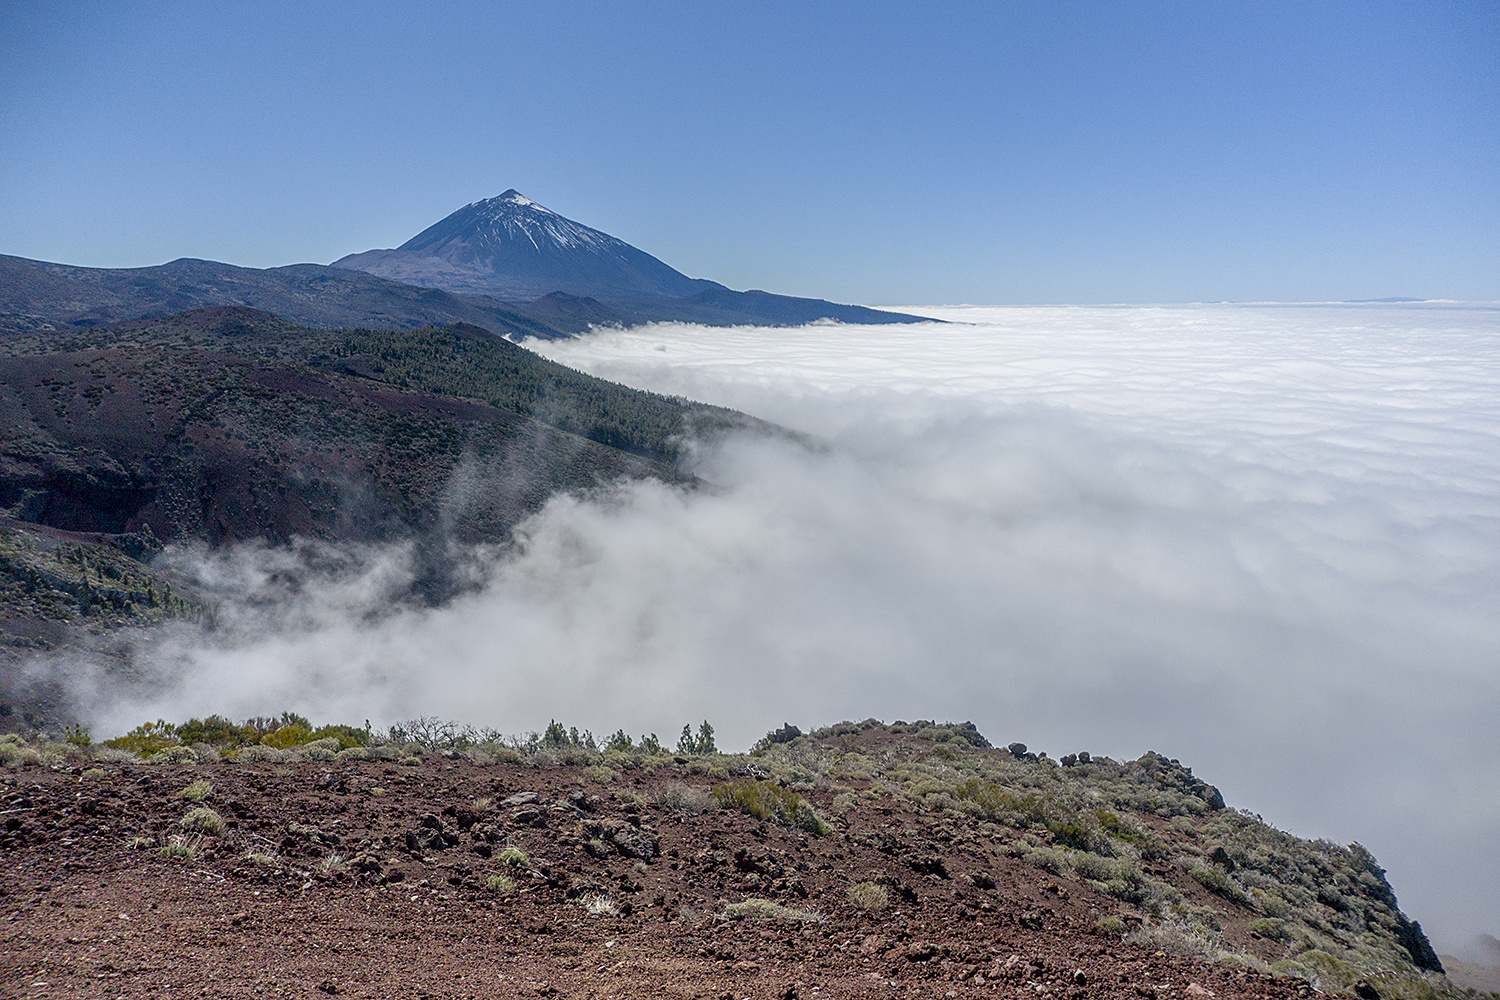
490, 189, 538, 208
441, 191, 613, 254
331, 190, 715, 300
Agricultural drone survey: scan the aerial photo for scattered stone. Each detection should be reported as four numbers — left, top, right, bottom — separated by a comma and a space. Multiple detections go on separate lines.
905, 941, 940, 962
501, 791, 539, 806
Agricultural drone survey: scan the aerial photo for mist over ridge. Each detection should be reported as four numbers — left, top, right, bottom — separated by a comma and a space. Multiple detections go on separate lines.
523, 301, 1500, 952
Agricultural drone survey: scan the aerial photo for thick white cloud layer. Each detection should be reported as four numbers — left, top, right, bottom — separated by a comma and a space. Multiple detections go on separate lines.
63, 302, 1500, 948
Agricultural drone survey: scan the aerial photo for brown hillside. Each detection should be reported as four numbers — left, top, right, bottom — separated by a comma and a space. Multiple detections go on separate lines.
0, 345, 687, 547
0, 720, 1471, 1000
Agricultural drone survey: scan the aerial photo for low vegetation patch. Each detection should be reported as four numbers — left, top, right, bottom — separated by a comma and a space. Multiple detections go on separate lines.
713, 779, 830, 836
848, 881, 889, 912
180, 806, 226, 835
651, 782, 714, 815
157, 834, 200, 860
579, 893, 620, 917
723, 898, 823, 923
178, 779, 213, 802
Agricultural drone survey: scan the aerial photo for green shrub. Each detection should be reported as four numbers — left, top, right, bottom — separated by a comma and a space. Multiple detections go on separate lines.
158, 834, 200, 860
2, 744, 43, 767
1072, 852, 1130, 883
654, 782, 714, 814
954, 778, 1048, 824
295, 738, 342, 761
104, 720, 180, 756
1251, 888, 1293, 919
178, 780, 213, 802
1096, 916, 1127, 937
181, 806, 225, 835
714, 779, 830, 836
486, 873, 516, 894
261, 725, 314, 749
1250, 918, 1292, 941
1186, 862, 1253, 907
176, 715, 258, 747
498, 846, 530, 868
310, 724, 371, 748
1048, 817, 1092, 850
147, 746, 199, 765
1096, 809, 1168, 858
233, 744, 289, 763
1028, 847, 1071, 874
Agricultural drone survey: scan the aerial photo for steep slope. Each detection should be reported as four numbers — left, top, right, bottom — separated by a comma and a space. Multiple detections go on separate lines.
334, 190, 721, 300
0, 307, 764, 550
0, 254, 567, 340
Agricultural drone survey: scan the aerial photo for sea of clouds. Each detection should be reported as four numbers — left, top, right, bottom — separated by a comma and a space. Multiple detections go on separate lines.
57, 302, 1499, 948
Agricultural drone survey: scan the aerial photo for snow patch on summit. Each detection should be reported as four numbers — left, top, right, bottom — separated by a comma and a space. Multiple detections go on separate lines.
467, 193, 614, 253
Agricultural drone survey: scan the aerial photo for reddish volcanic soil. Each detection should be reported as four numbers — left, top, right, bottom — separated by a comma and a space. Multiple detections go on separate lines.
2, 757, 1322, 999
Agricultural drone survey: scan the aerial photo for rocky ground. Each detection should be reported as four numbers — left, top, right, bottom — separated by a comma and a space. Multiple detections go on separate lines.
0, 736, 1405, 1000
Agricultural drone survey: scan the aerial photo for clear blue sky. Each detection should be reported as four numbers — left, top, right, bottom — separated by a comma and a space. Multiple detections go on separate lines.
2, 1, 1496, 304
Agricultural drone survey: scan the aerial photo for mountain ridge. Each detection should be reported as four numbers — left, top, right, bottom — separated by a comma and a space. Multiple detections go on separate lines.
0, 253, 568, 340
3, 190, 933, 335
330, 190, 935, 327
